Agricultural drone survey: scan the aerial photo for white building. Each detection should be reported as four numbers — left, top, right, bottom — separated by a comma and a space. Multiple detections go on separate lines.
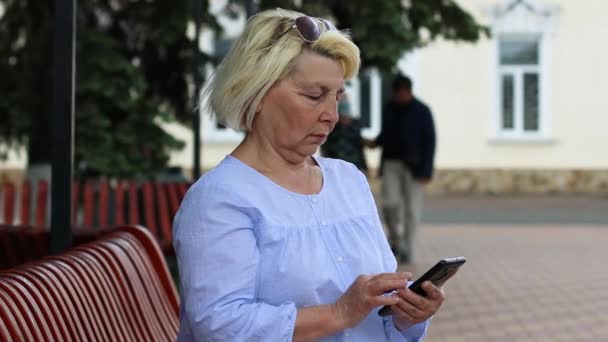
166, 0, 607, 193
3, 0, 607, 193
413, 0, 608, 193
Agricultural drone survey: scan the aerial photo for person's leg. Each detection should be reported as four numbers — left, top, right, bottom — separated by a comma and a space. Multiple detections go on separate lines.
400, 168, 424, 263
381, 160, 405, 254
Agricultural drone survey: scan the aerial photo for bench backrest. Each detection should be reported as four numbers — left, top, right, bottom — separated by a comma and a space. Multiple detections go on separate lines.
0, 180, 191, 256
0, 180, 47, 229
0, 224, 179, 341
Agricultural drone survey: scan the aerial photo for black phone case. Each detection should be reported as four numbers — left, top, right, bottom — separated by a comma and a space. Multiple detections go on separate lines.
378, 257, 466, 317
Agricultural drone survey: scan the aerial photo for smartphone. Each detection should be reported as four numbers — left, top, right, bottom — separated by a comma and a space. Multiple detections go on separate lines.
378, 256, 466, 317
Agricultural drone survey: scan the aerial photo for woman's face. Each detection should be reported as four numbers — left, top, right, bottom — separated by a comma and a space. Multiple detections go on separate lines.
253, 50, 345, 161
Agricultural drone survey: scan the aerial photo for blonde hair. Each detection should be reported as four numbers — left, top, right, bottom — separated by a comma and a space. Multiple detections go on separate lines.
204, 8, 360, 131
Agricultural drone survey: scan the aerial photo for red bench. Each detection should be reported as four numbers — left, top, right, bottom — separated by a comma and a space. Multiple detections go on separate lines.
0, 225, 105, 270
0, 224, 179, 341
0, 180, 190, 256
0, 180, 47, 229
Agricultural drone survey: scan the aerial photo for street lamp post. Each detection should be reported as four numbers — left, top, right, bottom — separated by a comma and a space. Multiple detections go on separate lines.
50, 0, 76, 253
192, 0, 203, 181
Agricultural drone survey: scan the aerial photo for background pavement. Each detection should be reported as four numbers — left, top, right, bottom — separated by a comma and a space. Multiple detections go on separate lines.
422, 194, 608, 225
393, 194, 608, 341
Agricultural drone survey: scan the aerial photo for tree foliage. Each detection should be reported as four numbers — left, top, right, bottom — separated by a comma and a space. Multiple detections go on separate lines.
0, 0, 487, 178
0, 0, 222, 178
259, 0, 490, 71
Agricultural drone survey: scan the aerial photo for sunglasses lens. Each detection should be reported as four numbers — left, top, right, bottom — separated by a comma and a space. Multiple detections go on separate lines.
295, 16, 321, 42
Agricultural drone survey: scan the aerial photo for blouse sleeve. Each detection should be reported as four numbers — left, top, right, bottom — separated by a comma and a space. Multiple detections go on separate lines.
353, 166, 431, 341
173, 183, 297, 341
385, 317, 429, 341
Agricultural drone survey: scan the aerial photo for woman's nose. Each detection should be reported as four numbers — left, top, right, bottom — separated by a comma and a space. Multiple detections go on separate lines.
322, 99, 339, 123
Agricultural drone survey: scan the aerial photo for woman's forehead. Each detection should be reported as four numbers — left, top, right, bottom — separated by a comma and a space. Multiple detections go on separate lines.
289, 54, 345, 89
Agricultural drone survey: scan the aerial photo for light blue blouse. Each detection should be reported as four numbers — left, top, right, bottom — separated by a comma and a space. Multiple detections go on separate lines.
173, 155, 429, 341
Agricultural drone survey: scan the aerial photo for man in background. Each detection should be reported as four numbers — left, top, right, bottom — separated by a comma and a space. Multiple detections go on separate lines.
368, 74, 436, 263
322, 95, 368, 175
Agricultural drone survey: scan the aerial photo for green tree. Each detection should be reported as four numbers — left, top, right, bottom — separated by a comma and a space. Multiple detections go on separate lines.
0, 0, 487, 178
258, 0, 489, 71
0, 0, 222, 178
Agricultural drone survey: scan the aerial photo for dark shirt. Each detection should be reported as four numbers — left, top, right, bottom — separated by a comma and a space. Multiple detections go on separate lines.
322, 118, 368, 172
376, 97, 436, 179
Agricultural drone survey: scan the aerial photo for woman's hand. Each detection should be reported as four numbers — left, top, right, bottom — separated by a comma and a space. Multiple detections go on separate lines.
333, 272, 411, 329
391, 281, 445, 331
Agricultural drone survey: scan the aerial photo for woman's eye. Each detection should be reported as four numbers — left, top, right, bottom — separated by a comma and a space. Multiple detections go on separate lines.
306, 94, 322, 101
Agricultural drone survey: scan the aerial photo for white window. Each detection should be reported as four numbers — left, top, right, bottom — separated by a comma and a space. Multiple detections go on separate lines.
499, 35, 541, 134
353, 68, 382, 140
488, 0, 559, 142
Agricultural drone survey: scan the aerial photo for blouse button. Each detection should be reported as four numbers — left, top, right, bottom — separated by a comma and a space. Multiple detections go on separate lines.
336, 256, 344, 262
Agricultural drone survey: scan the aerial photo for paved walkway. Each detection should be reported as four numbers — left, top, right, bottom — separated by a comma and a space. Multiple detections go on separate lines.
422, 195, 608, 225
369, 179, 608, 340
400, 224, 608, 341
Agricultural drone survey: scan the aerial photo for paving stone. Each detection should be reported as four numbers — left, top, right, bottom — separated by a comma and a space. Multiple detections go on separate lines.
403, 224, 608, 341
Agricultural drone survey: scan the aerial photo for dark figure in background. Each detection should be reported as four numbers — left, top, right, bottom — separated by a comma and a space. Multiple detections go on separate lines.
322, 95, 368, 174
368, 74, 436, 263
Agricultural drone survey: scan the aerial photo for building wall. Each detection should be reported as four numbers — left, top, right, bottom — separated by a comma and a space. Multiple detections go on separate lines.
194, 0, 608, 173
3, 0, 606, 193
417, 0, 608, 170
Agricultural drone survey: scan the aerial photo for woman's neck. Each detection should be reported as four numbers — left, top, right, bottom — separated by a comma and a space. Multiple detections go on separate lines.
231, 134, 322, 195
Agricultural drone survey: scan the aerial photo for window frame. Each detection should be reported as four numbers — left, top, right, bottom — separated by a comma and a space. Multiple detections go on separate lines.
487, 0, 558, 143
493, 34, 549, 141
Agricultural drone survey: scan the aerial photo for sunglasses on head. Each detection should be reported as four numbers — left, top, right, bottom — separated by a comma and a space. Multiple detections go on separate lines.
280, 16, 337, 43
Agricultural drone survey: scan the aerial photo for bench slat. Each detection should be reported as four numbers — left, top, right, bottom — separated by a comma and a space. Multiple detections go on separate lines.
128, 181, 139, 225
0, 281, 46, 340
8, 271, 71, 340
72, 180, 80, 226
2, 183, 16, 225
83, 181, 95, 228
19, 182, 31, 226
98, 180, 109, 228
34, 180, 48, 230
156, 183, 172, 246
0, 224, 179, 341
0, 290, 31, 341
114, 181, 125, 226
27, 264, 92, 340
142, 182, 158, 240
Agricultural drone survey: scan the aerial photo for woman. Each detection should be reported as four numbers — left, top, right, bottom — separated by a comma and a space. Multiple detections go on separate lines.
173, 8, 445, 341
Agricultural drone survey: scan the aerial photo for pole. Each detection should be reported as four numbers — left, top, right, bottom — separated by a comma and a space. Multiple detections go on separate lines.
192, 0, 202, 180
50, 0, 76, 253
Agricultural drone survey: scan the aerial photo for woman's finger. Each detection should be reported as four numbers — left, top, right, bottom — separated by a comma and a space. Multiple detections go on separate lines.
396, 289, 427, 310
391, 302, 417, 322
372, 294, 400, 307
370, 272, 412, 281
422, 281, 445, 302
369, 279, 409, 296
394, 296, 425, 319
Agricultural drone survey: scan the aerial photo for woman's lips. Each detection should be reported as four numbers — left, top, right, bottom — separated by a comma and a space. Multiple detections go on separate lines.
309, 133, 328, 143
